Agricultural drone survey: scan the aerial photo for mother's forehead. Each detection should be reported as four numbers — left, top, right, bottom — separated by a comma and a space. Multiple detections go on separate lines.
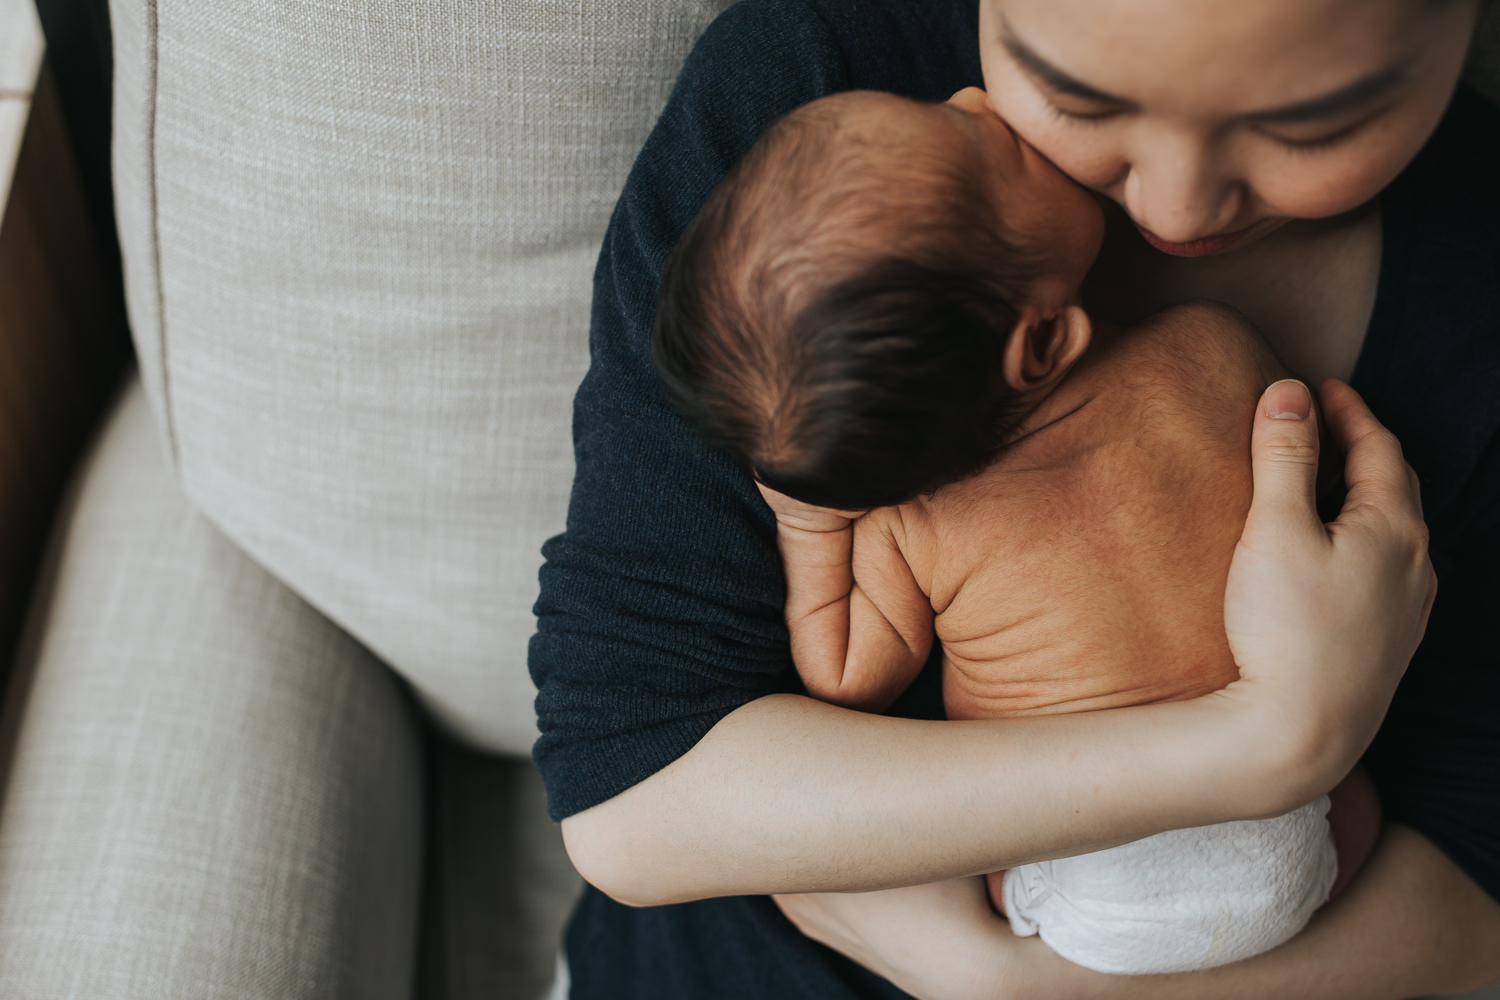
984, 0, 1460, 112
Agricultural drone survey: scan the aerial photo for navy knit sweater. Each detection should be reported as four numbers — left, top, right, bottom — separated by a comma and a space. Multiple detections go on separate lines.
530, 1, 1500, 994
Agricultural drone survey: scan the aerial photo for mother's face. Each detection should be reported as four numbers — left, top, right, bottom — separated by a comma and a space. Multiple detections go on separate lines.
979, 0, 1480, 256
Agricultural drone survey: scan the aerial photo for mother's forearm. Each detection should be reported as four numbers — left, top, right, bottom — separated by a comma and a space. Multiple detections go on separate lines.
1216, 826, 1500, 999
561, 691, 1306, 907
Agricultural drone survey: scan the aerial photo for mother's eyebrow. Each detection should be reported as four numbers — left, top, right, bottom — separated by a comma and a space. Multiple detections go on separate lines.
1000, 17, 1410, 123
1000, 24, 1131, 106
1242, 65, 1408, 124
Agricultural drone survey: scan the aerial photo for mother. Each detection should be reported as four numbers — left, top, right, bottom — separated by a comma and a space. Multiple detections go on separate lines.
530, 0, 1497, 996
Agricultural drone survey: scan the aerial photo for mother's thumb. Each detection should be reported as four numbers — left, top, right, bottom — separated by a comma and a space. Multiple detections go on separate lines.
1247, 379, 1322, 533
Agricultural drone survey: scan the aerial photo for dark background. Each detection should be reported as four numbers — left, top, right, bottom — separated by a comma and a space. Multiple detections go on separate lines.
32, 0, 123, 309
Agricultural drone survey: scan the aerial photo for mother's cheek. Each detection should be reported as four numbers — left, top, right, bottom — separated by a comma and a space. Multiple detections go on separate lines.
990, 109, 1126, 194
1252, 145, 1412, 220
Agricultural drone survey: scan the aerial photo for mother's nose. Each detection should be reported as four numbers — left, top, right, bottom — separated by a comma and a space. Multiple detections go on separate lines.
1120, 135, 1243, 243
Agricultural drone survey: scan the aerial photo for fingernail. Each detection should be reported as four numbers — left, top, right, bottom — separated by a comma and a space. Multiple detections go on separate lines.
1264, 379, 1311, 420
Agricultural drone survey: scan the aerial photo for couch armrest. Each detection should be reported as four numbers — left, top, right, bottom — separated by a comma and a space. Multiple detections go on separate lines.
0, 7, 130, 665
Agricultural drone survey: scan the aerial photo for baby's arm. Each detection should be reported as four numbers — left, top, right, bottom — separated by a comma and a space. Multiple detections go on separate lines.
756, 485, 932, 712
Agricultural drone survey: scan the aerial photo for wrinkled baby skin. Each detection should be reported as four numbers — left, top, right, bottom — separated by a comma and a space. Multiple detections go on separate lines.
876, 302, 1287, 719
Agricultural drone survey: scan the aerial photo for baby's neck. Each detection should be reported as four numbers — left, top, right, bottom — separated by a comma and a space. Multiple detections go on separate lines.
1001, 322, 1126, 464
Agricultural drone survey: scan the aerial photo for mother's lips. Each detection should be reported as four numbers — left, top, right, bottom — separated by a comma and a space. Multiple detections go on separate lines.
1135, 222, 1253, 258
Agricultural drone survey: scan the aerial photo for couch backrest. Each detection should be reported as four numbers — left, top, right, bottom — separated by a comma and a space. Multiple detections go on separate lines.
109, 0, 735, 753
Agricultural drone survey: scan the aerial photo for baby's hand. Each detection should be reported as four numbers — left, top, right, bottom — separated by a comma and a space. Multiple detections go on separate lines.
755, 482, 864, 534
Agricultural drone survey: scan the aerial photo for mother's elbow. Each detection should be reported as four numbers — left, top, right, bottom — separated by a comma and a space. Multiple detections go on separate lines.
561, 799, 690, 908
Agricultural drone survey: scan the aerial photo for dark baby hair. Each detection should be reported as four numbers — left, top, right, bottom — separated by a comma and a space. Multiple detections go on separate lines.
653, 93, 1041, 510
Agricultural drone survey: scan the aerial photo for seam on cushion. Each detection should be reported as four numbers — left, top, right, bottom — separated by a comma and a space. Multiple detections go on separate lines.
143, 0, 178, 465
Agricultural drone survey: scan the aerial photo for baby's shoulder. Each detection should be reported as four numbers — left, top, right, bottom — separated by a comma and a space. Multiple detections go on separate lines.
1133, 300, 1277, 369
1103, 301, 1287, 447
1117, 301, 1285, 398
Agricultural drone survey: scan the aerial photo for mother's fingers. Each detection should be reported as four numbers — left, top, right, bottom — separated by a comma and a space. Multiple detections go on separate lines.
1317, 378, 1436, 623
1317, 379, 1424, 519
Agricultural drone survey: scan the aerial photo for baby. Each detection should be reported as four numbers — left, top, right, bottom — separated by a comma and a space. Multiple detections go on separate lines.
653, 88, 1362, 975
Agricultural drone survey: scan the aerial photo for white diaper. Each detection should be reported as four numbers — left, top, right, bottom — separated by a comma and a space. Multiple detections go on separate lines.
1003, 796, 1336, 974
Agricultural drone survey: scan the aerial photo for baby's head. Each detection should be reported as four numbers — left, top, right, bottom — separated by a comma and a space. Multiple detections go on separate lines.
653, 88, 1105, 509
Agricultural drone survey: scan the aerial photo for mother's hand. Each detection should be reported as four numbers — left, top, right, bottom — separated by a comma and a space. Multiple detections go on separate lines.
777, 826, 1500, 1000
773, 879, 1023, 1000
1221, 378, 1437, 809
773, 881, 1126, 1000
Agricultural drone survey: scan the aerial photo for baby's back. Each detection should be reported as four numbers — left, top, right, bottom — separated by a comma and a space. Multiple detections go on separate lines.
895, 302, 1287, 720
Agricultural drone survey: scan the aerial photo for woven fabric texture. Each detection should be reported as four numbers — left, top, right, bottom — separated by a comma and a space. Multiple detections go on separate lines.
109, 0, 734, 751
0, 379, 424, 998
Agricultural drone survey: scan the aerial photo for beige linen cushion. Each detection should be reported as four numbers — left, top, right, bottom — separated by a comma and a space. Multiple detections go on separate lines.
109, 0, 735, 753
0, 380, 424, 998
3, 369, 578, 998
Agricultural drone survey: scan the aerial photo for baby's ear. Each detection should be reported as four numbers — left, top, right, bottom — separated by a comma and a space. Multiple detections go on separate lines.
1001, 305, 1092, 392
